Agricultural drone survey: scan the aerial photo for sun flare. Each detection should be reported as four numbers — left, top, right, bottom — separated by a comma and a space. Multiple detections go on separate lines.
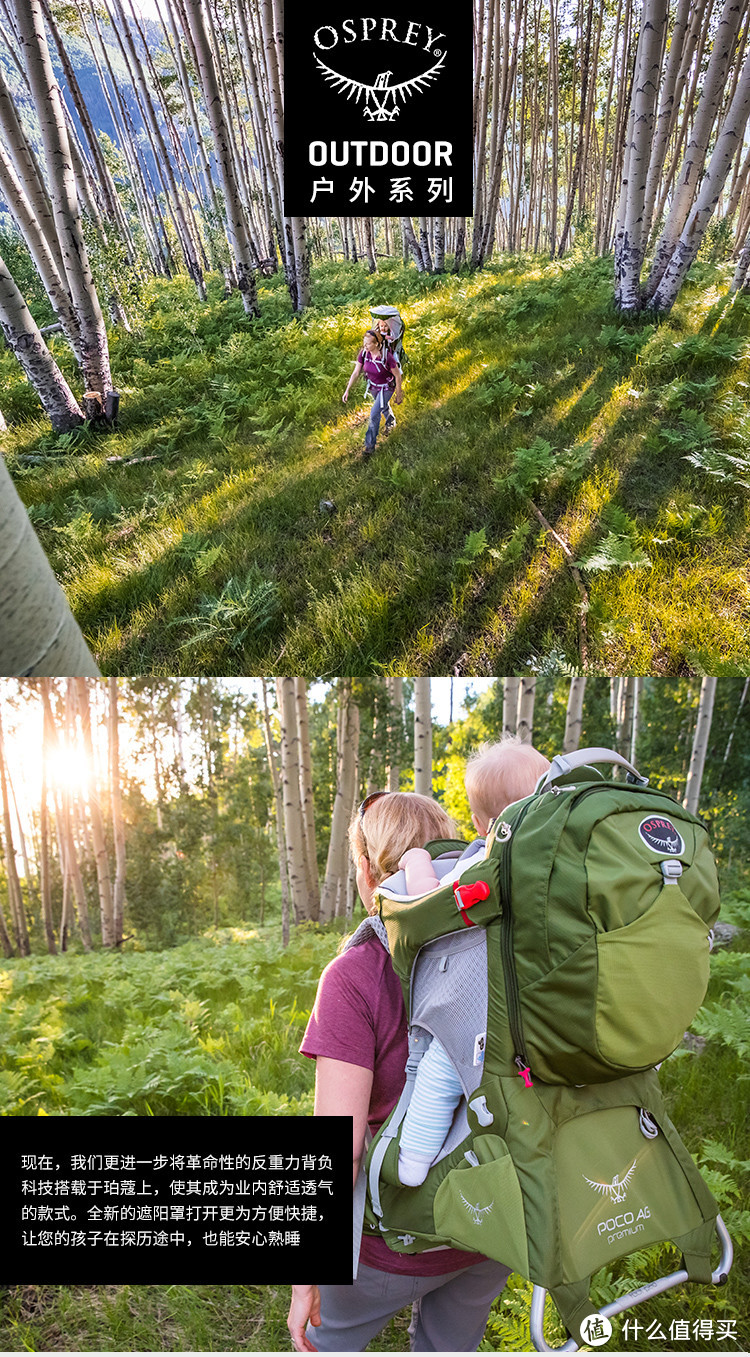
44, 743, 92, 795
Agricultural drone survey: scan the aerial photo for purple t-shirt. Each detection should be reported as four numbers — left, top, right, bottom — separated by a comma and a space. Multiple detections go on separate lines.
300, 934, 486, 1276
357, 347, 398, 389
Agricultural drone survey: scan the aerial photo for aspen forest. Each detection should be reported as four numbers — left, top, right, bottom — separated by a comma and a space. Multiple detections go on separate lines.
0, 0, 749, 676
0, 674, 747, 1350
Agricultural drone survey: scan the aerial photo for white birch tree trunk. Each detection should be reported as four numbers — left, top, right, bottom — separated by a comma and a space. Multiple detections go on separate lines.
615, 0, 668, 310
562, 677, 587, 752
337, 697, 360, 918
434, 216, 446, 271
0, 141, 83, 363
320, 680, 359, 921
402, 217, 426, 270
619, 676, 637, 758
14, 0, 113, 398
647, 0, 746, 298
413, 678, 433, 796
0, 704, 30, 954
516, 678, 536, 744
651, 50, 750, 311
385, 677, 404, 791
503, 677, 520, 736
74, 679, 114, 945
294, 676, 319, 921
0, 64, 66, 285
683, 677, 717, 814
181, 0, 259, 316
730, 227, 750, 290
0, 252, 83, 432
39, 679, 57, 954
57, 681, 93, 949
276, 677, 311, 923
0, 454, 100, 675
108, 678, 126, 946
641, 0, 693, 239
260, 679, 291, 946
630, 676, 644, 763
610, 676, 622, 737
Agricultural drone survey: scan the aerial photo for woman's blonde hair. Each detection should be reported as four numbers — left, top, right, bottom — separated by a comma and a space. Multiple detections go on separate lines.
348, 792, 455, 884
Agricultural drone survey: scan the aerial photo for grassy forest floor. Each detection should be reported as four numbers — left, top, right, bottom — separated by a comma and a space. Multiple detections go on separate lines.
0, 899, 748, 1352
2, 252, 750, 675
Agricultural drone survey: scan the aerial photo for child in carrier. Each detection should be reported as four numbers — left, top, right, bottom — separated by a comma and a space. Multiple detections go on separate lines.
396, 738, 551, 1186
370, 304, 407, 371
342, 329, 403, 455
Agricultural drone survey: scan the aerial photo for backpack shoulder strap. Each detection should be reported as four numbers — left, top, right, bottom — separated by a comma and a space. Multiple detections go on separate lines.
343, 915, 390, 953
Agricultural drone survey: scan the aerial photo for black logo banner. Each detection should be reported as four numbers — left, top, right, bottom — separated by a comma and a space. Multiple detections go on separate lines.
284, 5, 473, 216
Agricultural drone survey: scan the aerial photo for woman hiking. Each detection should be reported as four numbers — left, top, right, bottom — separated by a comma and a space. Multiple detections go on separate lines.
287, 791, 510, 1352
343, 329, 403, 456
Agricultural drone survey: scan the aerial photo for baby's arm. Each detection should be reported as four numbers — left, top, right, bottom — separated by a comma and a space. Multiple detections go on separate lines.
399, 1038, 464, 1185
399, 847, 439, 896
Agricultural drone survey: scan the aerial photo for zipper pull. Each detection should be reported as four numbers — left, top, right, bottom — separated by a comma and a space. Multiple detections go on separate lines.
515, 1057, 534, 1088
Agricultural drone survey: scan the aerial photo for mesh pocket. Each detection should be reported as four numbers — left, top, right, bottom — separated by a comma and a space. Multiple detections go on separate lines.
412, 930, 488, 1092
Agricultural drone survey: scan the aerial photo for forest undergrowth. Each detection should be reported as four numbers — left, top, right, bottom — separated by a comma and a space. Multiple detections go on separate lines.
0, 896, 748, 1352
2, 253, 750, 676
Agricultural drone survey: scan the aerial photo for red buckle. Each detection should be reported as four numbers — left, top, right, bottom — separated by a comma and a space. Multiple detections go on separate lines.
453, 880, 490, 927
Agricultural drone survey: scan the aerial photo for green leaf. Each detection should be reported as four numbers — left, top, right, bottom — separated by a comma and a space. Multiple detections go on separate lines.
575, 532, 651, 573
456, 527, 488, 567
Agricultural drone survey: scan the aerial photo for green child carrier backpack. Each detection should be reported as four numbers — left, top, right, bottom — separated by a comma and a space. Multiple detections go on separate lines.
364, 748, 733, 1349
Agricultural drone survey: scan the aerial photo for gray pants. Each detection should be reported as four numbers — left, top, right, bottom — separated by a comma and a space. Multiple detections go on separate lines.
365, 386, 396, 451
307, 1257, 511, 1351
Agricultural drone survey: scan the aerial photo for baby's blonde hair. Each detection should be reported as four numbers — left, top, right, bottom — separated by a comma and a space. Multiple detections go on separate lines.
465, 737, 550, 827
349, 792, 455, 884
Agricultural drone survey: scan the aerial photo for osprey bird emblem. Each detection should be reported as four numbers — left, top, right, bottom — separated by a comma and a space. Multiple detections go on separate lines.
314, 52, 446, 120
460, 1191, 494, 1225
583, 1160, 637, 1204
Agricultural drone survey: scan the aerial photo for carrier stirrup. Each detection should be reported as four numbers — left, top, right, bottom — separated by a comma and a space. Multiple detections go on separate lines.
529, 1215, 733, 1353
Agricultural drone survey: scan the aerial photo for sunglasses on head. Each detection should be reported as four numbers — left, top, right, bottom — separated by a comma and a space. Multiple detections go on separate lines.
359, 790, 390, 821
358, 790, 390, 855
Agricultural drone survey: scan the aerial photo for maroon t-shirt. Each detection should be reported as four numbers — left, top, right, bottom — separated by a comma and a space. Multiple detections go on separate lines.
357, 347, 398, 390
300, 934, 485, 1276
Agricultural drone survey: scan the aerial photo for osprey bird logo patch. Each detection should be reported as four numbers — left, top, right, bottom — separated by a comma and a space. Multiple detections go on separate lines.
583, 1160, 637, 1204
460, 1191, 494, 1225
638, 817, 685, 856
314, 52, 447, 120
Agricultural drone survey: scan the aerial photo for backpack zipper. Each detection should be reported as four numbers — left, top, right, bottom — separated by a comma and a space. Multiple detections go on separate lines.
498, 798, 535, 1078
499, 780, 689, 1082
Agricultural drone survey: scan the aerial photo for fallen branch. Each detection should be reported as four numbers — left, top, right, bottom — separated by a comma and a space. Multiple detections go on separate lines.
528, 499, 588, 667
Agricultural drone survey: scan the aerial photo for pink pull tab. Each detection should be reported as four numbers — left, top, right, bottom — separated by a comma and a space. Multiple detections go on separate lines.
516, 1064, 534, 1088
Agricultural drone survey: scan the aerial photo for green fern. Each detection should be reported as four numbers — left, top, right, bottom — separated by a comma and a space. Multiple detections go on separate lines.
684, 447, 750, 489
456, 527, 489, 567
503, 437, 556, 497
575, 531, 651, 573
172, 568, 281, 652
378, 458, 412, 490
651, 501, 726, 547
692, 998, 750, 1058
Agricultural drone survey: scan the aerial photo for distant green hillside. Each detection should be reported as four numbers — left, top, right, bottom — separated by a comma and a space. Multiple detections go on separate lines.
3, 255, 750, 676
0, 17, 164, 225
